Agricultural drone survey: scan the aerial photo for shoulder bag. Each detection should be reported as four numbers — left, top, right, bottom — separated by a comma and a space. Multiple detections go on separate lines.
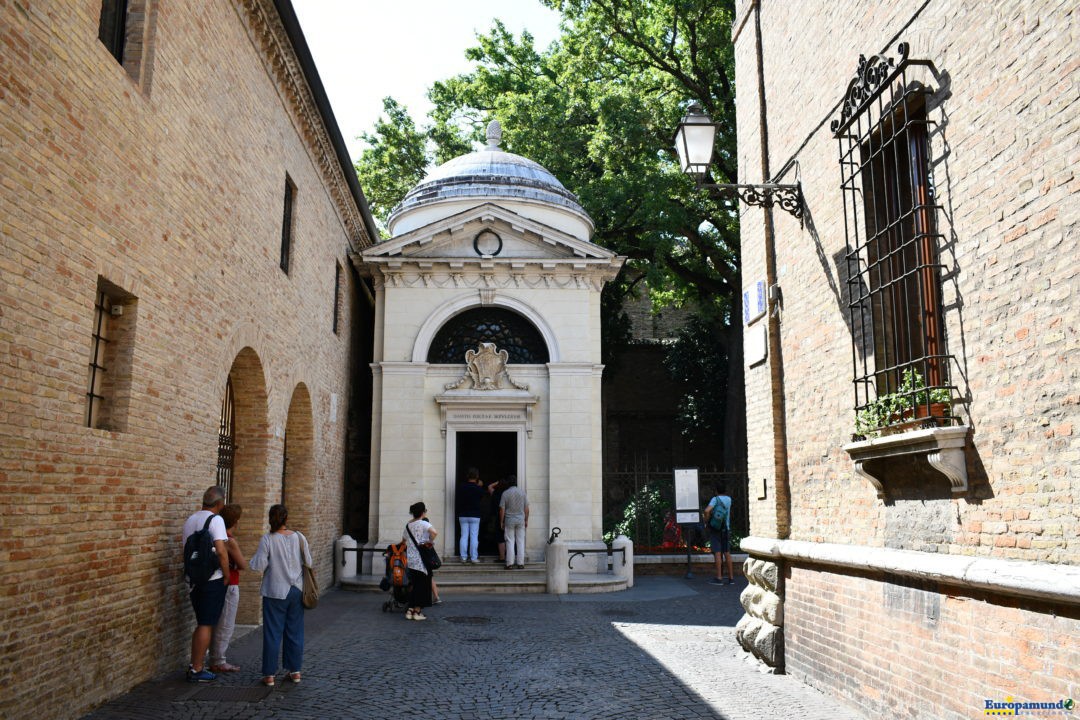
405, 522, 442, 571
297, 532, 319, 609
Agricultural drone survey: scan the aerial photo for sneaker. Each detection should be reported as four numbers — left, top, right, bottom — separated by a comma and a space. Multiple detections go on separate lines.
187, 667, 216, 683
209, 663, 240, 673
288, 672, 301, 684
433, 598, 443, 605
514, 564, 525, 569
405, 610, 415, 620
727, 578, 735, 585
411, 611, 427, 621
708, 578, 725, 585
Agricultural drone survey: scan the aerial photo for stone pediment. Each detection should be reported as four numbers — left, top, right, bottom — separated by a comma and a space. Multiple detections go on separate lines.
362, 203, 616, 265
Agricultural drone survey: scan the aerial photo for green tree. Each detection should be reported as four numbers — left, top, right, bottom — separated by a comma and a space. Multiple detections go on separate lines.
354, 0, 744, 469
352, 97, 429, 232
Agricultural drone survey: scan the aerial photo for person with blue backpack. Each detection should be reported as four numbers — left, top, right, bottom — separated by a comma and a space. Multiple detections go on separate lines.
704, 483, 735, 585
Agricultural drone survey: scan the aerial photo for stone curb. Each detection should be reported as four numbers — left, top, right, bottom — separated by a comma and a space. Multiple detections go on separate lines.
741, 536, 1080, 604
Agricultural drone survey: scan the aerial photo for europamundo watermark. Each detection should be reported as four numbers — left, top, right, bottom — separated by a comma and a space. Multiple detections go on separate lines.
984, 697, 1075, 716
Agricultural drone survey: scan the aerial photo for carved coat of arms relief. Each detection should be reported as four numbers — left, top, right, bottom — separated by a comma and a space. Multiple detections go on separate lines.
444, 343, 530, 392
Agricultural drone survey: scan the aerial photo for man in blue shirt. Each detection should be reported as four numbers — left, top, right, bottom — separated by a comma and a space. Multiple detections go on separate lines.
704, 484, 734, 585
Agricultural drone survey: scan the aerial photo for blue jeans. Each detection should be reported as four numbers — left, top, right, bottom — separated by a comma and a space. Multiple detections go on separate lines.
261, 585, 304, 676
458, 516, 480, 561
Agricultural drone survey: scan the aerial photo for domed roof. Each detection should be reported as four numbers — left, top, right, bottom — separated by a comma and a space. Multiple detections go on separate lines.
386, 121, 592, 238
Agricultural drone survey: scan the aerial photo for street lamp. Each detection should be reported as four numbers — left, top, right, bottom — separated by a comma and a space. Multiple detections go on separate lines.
673, 102, 718, 180
674, 102, 803, 220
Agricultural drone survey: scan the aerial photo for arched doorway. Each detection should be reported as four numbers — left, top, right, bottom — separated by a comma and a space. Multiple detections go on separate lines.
282, 383, 315, 534
220, 347, 269, 624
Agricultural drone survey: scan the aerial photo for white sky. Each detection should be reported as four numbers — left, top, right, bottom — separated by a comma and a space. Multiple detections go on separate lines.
292, 0, 563, 161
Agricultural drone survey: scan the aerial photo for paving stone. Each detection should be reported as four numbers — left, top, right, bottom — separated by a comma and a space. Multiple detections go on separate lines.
81, 577, 866, 720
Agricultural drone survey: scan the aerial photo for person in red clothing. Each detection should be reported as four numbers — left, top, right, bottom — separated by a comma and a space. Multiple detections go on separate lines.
209, 504, 247, 672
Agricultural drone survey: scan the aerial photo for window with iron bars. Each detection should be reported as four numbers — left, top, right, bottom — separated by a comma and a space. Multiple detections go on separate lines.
86, 277, 136, 432
217, 378, 235, 502
832, 44, 957, 437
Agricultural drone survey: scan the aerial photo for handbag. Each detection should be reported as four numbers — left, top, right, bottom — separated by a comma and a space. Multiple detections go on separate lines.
297, 533, 319, 609
405, 523, 442, 571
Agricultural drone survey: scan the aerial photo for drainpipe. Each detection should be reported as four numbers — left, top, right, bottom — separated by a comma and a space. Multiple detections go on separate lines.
753, 0, 791, 539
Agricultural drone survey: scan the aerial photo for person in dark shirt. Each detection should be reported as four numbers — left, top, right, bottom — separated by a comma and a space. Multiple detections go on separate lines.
457, 467, 486, 563
486, 478, 507, 562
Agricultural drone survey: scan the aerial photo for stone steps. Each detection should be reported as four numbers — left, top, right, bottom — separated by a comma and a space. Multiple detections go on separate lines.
339, 557, 628, 594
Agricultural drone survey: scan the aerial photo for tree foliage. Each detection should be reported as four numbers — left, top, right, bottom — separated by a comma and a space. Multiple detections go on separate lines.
354, 0, 745, 468
352, 97, 429, 232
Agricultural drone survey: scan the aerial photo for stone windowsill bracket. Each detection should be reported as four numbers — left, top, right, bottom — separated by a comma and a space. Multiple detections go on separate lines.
843, 425, 970, 497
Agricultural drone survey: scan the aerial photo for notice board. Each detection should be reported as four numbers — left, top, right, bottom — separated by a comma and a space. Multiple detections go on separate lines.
674, 467, 700, 524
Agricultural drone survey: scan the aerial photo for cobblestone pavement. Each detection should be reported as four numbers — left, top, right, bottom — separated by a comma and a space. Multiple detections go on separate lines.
83, 576, 866, 720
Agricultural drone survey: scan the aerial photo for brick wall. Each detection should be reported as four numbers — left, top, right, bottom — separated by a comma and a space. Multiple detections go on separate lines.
738, 0, 1078, 563
786, 565, 1079, 719
734, 0, 1078, 712
0, 2, 369, 717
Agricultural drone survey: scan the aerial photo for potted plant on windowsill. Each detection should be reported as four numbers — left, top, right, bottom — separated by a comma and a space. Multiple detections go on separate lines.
853, 370, 952, 440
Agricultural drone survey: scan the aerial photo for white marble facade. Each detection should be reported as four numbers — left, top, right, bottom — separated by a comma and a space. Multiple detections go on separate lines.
360, 123, 624, 561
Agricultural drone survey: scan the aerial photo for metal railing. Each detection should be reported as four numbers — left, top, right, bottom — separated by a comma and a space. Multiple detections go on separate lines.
568, 546, 626, 570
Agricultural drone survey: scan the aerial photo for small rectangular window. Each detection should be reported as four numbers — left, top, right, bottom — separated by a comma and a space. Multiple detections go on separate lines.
280, 176, 295, 274
97, 0, 156, 90
98, 0, 128, 64
333, 262, 342, 335
86, 277, 136, 432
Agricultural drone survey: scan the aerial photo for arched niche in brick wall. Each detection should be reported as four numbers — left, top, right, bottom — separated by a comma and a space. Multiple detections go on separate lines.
224, 346, 270, 625
282, 383, 315, 536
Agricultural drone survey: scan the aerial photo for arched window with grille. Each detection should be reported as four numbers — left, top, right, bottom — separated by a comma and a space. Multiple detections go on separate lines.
427, 307, 549, 364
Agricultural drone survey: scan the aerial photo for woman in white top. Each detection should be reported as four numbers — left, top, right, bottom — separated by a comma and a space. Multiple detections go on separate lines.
402, 501, 437, 621
249, 504, 312, 686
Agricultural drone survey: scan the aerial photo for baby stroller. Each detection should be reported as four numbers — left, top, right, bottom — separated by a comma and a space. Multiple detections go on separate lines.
380, 542, 410, 613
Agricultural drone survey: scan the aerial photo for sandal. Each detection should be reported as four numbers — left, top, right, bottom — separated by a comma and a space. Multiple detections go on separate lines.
261, 675, 275, 687
288, 672, 302, 684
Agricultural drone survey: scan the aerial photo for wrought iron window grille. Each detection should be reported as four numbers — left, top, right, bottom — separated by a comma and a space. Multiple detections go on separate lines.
217, 378, 235, 501
427, 307, 549, 365
86, 291, 111, 428
832, 42, 959, 438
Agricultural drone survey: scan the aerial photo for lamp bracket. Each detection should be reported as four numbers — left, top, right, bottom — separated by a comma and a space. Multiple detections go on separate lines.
697, 182, 804, 221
